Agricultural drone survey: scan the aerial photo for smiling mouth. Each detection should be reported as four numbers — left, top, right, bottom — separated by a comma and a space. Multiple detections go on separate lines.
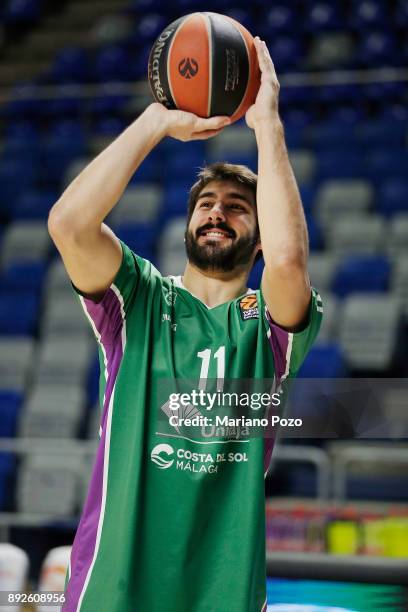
199, 229, 234, 239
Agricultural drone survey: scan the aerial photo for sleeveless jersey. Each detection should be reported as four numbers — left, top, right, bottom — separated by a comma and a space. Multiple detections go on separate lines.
63, 241, 322, 612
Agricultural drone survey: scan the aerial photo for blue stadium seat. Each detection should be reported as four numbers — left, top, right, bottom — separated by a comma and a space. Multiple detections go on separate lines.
331, 255, 391, 297
0, 291, 40, 336
12, 191, 56, 221
93, 117, 127, 137
316, 150, 364, 179
356, 119, 407, 148
163, 150, 205, 183
357, 31, 397, 66
266, 36, 304, 70
248, 257, 264, 290
94, 45, 132, 82
281, 124, 304, 148
328, 104, 365, 125
364, 149, 408, 181
350, 0, 388, 30
87, 352, 100, 407
298, 344, 347, 377
261, 5, 297, 35
0, 158, 38, 214
282, 86, 319, 109
130, 153, 161, 183
316, 83, 363, 106
127, 13, 170, 45
34, 84, 84, 117
51, 47, 90, 84
299, 185, 315, 215
2, 82, 43, 119
88, 83, 131, 116
162, 183, 191, 217
380, 103, 408, 122
377, 178, 408, 216
0, 391, 23, 437
46, 119, 87, 153
116, 223, 157, 259
206, 151, 257, 172
281, 108, 313, 132
162, 139, 206, 159
0, 262, 47, 293
362, 81, 406, 104
305, 215, 324, 251
306, 120, 356, 150
305, 2, 344, 31
4, 121, 40, 156
128, 43, 151, 80
225, 9, 254, 31
42, 119, 87, 183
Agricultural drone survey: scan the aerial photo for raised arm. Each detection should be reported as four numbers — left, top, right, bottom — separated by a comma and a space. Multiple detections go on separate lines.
48, 103, 230, 299
246, 37, 311, 330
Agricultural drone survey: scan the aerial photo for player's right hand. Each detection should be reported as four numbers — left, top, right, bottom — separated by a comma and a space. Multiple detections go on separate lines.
148, 102, 231, 141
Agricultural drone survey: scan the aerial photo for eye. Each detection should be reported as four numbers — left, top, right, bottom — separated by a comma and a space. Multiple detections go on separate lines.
229, 203, 244, 211
199, 201, 212, 208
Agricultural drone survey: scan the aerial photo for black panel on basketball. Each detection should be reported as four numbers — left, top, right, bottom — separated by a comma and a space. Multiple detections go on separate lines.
148, 17, 185, 110
205, 12, 249, 117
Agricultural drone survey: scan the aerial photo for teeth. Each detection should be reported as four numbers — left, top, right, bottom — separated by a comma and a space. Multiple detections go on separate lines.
205, 232, 228, 237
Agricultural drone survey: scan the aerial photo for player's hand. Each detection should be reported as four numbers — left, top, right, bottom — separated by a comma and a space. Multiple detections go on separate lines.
245, 37, 280, 131
148, 102, 231, 141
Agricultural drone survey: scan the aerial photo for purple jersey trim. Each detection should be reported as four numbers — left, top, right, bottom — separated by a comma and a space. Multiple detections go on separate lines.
63, 288, 125, 612
264, 307, 292, 476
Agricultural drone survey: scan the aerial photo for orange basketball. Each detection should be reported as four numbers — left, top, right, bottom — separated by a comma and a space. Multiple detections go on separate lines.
148, 12, 261, 124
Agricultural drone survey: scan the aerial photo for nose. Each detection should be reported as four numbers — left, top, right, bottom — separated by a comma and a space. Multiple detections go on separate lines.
207, 202, 225, 222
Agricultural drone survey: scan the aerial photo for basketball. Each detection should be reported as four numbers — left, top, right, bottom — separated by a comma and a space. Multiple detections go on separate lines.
148, 12, 261, 123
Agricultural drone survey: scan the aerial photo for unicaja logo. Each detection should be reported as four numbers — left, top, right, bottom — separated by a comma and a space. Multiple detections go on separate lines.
151, 444, 174, 469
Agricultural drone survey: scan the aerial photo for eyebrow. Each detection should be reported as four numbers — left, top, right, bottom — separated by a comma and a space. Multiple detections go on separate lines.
197, 191, 253, 207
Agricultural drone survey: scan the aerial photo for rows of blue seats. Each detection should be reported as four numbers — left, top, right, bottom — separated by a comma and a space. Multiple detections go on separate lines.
1, 126, 407, 221
248, 255, 393, 299
31, 2, 408, 83
2, 0, 408, 33
3, 113, 407, 150
34, 31, 408, 86
3, 83, 406, 121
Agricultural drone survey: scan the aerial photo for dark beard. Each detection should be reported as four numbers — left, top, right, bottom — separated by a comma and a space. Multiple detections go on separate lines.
184, 225, 258, 273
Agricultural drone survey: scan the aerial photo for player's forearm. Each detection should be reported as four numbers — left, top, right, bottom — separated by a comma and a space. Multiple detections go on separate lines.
48, 103, 166, 238
254, 118, 308, 272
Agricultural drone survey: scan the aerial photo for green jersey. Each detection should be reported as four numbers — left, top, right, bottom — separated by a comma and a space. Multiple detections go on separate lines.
64, 242, 322, 612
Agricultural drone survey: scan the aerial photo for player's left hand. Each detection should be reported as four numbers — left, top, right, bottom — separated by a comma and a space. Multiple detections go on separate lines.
245, 37, 280, 130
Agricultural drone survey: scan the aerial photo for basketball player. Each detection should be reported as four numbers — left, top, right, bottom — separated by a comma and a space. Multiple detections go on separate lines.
49, 38, 322, 612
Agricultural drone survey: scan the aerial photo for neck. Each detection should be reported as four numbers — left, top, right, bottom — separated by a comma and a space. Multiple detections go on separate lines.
181, 261, 249, 308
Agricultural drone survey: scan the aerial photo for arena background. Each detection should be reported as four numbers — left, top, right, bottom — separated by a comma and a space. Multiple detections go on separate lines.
0, 0, 407, 610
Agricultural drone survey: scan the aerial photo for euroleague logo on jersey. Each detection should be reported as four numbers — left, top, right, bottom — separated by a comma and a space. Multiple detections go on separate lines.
151, 444, 174, 469
239, 294, 259, 321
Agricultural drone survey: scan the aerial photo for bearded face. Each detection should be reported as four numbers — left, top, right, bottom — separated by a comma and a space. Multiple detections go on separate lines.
184, 179, 260, 273
185, 219, 259, 273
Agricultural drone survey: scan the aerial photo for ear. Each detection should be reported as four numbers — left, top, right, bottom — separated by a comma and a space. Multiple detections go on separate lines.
252, 239, 262, 263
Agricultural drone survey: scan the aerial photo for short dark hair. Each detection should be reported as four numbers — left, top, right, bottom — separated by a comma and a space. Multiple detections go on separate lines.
186, 162, 262, 264
187, 162, 258, 224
